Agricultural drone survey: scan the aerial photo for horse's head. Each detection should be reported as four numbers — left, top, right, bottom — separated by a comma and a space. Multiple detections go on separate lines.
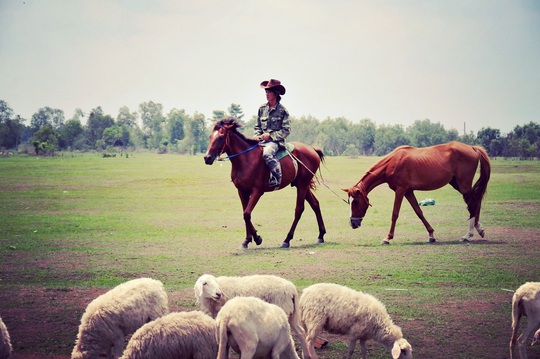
203, 118, 238, 165
342, 183, 371, 229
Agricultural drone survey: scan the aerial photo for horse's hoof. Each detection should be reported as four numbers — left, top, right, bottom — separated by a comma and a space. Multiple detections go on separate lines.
428, 237, 437, 243
281, 242, 290, 249
317, 238, 324, 244
460, 237, 470, 243
479, 229, 485, 238
241, 242, 249, 249
381, 240, 390, 245
254, 235, 263, 246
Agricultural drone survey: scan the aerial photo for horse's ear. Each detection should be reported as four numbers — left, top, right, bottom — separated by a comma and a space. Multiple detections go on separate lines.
341, 188, 349, 193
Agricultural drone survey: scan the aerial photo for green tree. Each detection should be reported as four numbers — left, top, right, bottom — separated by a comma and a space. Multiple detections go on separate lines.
166, 108, 187, 144
212, 110, 226, 121
117, 106, 138, 129
30, 107, 65, 133
85, 107, 114, 147
61, 119, 84, 151
350, 118, 376, 155
32, 125, 58, 155
407, 119, 448, 148
459, 131, 477, 145
181, 112, 207, 154
447, 128, 460, 142
0, 100, 25, 149
318, 117, 351, 156
101, 125, 130, 148
373, 124, 410, 155
288, 115, 320, 146
0, 100, 14, 124
477, 127, 500, 155
139, 101, 165, 149
228, 103, 244, 122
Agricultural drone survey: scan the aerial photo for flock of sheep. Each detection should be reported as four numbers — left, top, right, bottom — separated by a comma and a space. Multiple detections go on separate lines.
0, 276, 538, 358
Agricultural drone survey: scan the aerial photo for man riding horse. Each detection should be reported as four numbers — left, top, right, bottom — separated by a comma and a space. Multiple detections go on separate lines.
253, 79, 290, 187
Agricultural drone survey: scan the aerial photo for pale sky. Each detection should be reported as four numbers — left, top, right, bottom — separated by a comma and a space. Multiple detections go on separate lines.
1, 0, 539, 135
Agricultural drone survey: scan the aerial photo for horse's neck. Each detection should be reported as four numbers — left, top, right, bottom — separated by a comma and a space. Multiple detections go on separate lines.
360, 163, 388, 193
227, 132, 261, 168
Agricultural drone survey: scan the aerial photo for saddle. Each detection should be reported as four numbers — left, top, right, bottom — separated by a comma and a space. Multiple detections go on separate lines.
274, 143, 298, 189
276, 142, 295, 160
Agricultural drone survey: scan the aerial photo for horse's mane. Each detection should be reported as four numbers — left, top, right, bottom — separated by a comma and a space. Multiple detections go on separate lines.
355, 148, 398, 186
214, 118, 259, 145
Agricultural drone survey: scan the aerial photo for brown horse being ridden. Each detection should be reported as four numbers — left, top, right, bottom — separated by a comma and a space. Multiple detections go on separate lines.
204, 118, 326, 249
343, 141, 491, 244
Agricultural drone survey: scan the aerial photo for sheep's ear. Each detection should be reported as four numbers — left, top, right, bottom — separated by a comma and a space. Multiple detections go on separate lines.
194, 280, 204, 297
391, 341, 401, 359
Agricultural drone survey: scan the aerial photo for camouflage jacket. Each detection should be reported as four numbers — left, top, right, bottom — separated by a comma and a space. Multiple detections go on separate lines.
254, 101, 291, 142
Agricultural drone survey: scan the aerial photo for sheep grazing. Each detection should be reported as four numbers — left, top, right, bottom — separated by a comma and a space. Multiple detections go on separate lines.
216, 296, 300, 359
194, 274, 309, 358
0, 316, 12, 359
510, 282, 540, 359
299, 283, 412, 359
72, 278, 169, 359
120, 311, 218, 359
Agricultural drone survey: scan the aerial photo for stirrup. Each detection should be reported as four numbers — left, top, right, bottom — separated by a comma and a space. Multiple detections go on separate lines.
268, 172, 281, 186
268, 177, 281, 187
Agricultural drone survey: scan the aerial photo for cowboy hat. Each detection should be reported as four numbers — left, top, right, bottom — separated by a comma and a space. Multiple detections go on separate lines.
260, 79, 286, 95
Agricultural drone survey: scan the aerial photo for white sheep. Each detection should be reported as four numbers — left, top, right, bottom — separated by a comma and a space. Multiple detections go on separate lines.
299, 283, 412, 359
194, 274, 309, 358
72, 277, 169, 359
510, 281, 540, 359
119, 310, 217, 359
216, 296, 300, 359
0, 315, 12, 359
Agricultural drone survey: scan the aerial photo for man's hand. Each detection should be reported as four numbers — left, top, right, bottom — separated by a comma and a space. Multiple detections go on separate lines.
254, 133, 271, 141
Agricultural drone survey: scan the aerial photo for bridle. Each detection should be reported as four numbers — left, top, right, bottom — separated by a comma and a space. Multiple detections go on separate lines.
216, 127, 259, 161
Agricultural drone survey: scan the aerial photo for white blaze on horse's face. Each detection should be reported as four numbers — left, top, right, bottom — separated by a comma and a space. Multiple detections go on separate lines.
348, 188, 366, 229
205, 130, 219, 156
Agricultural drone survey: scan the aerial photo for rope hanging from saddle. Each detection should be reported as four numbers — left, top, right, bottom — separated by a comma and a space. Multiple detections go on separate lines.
285, 149, 348, 205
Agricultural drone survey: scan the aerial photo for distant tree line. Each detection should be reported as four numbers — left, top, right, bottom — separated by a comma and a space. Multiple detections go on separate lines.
1, 99, 539, 158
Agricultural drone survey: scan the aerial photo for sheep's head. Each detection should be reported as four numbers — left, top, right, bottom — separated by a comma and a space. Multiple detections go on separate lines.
194, 274, 223, 301
391, 338, 412, 359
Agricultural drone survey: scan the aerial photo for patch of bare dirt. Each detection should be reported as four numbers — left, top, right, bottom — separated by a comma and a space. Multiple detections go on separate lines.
1, 226, 539, 359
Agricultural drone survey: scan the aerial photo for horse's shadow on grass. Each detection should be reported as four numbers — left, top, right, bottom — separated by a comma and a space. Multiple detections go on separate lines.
229, 241, 339, 254
228, 239, 506, 254
406, 239, 506, 246
353, 238, 507, 247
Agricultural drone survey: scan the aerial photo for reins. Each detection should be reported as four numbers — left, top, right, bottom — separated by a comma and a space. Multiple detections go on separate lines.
217, 143, 258, 161
216, 129, 259, 161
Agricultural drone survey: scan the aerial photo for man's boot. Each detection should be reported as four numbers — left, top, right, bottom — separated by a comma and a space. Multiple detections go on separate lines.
269, 162, 282, 187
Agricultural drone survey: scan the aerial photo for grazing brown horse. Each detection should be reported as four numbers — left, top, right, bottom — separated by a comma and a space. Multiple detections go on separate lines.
204, 118, 326, 249
343, 141, 491, 244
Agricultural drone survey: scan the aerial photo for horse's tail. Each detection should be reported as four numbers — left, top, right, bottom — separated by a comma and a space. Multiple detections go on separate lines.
311, 147, 325, 189
470, 145, 491, 216
314, 147, 325, 164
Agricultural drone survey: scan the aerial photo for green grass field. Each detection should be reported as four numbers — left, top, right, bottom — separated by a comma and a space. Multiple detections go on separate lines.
0, 152, 539, 358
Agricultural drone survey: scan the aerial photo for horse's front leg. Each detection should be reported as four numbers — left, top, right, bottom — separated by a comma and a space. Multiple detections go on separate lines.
383, 190, 406, 245
405, 191, 436, 243
238, 189, 264, 248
